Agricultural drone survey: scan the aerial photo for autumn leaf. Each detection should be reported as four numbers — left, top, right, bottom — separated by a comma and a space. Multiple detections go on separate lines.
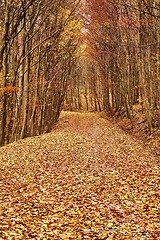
0, 112, 159, 239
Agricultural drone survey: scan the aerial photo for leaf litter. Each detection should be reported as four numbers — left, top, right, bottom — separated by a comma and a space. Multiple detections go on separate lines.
0, 111, 159, 239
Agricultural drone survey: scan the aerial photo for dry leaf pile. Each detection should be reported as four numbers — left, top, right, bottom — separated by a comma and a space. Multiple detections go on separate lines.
0, 112, 159, 239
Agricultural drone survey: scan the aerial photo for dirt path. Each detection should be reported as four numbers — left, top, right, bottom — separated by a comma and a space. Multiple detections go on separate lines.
0, 112, 159, 239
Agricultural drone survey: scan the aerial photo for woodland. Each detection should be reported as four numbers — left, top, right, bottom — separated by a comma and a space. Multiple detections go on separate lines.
0, 0, 159, 146
0, 0, 160, 239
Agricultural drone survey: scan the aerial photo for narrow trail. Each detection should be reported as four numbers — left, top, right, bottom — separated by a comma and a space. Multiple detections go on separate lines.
0, 112, 159, 239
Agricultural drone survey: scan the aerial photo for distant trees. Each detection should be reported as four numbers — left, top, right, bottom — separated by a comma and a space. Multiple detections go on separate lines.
64, 56, 103, 112
0, 0, 82, 146
84, 0, 160, 133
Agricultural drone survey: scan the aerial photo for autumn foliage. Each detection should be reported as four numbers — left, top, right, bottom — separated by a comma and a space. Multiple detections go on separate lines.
0, 0, 82, 146
0, 86, 18, 94
82, 0, 160, 133
0, 112, 159, 239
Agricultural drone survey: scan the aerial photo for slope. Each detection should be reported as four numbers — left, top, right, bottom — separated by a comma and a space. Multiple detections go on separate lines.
0, 112, 159, 239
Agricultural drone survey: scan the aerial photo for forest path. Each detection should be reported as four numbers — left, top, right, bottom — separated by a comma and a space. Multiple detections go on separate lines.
0, 112, 159, 239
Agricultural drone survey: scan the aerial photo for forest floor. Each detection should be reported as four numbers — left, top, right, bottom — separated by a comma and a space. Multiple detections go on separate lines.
106, 105, 160, 158
0, 111, 159, 239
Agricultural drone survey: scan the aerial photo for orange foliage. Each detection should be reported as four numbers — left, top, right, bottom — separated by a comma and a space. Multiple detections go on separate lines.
0, 86, 18, 94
